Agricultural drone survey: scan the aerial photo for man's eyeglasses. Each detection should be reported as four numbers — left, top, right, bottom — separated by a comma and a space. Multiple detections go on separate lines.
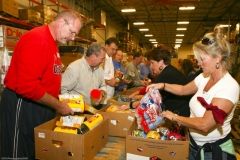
201, 38, 214, 45
64, 19, 77, 37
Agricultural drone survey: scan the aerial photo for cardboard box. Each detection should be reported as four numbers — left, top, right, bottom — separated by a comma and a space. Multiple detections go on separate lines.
60, 56, 80, 72
34, 115, 109, 160
29, 5, 56, 24
19, 9, 41, 22
126, 120, 189, 160
10, 0, 18, 18
0, 0, 12, 15
98, 104, 135, 137
94, 10, 106, 26
0, 25, 28, 49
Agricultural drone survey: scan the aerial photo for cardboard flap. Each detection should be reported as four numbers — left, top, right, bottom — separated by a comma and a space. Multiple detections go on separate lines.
83, 117, 109, 160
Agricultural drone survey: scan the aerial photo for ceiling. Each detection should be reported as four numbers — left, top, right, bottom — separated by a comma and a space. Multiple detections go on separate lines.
93, 0, 240, 48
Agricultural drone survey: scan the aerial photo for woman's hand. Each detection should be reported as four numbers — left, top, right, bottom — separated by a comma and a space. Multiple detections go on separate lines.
128, 91, 139, 98
123, 79, 132, 84
146, 83, 164, 91
117, 104, 129, 110
162, 110, 178, 121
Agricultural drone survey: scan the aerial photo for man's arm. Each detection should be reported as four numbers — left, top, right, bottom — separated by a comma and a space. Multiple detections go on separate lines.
36, 92, 74, 115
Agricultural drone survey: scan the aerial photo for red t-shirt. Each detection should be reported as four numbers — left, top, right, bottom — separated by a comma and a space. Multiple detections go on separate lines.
4, 25, 62, 100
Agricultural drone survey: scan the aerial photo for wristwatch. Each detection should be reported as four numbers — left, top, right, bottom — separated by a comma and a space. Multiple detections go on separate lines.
107, 80, 110, 85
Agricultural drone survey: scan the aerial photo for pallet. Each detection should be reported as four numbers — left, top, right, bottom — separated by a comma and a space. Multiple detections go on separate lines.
0, 11, 18, 19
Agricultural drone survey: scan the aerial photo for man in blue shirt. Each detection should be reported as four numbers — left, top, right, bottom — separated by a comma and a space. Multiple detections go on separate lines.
112, 49, 131, 96
139, 57, 154, 81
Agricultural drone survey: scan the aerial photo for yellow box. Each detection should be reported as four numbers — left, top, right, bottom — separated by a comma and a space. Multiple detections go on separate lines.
59, 94, 85, 112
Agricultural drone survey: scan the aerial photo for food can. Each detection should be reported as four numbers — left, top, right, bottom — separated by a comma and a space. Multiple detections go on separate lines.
80, 113, 103, 134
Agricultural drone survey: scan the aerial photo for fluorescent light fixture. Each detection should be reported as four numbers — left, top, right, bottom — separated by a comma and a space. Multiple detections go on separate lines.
177, 28, 187, 30
175, 41, 182, 43
176, 34, 184, 37
149, 39, 156, 41
121, 9, 136, 12
177, 21, 189, 24
133, 22, 144, 25
145, 34, 153, 37
151, 42, 158, 43
179, 7, 195, 10
176, 39, 183, 41
175, 44, 181, 48
139, 28, 149, 31
220, 24, 231, 27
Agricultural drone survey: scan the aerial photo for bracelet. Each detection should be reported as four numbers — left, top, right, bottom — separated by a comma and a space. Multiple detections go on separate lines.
162, 83, 165, 90
172, 114, 178, 121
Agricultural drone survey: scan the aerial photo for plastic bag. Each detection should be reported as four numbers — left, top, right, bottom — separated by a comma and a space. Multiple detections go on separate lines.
135, 89, 164, 133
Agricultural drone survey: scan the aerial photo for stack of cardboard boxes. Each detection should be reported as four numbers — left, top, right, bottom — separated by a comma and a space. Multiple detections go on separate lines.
18, 9, 43, 25
29, 5, 57, 25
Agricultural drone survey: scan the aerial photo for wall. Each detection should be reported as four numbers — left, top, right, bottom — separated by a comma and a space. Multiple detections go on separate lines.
177, 46, 194, 59
95, 18, 122, 44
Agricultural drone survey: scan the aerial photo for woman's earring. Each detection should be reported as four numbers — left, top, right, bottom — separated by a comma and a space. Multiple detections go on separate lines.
216, 62, 220, 69
159, 66, 163, 71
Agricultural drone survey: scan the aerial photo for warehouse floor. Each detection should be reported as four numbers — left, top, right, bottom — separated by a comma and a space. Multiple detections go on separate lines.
0, 125, 240, 160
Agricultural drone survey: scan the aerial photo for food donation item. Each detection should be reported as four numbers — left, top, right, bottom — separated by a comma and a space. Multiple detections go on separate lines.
146, 131, 160, 140
135, 89, 164, 133
80, 113, 104, 134
132, 129, 147, 138
90, 89, 102, 106
59, 94, 85, 112
106, 104, 132, 113
55, 115, 87, 129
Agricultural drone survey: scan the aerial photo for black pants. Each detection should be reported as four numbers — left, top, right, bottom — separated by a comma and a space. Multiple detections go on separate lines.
0, 88, 55, 160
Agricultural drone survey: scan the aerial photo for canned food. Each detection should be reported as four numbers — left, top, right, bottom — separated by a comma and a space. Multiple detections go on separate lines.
132, 129, 147, 138
147, 131, 160, 140
80, 113, 104, 134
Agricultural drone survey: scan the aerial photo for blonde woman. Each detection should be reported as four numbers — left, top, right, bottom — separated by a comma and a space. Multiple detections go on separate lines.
147, 25, 239, 160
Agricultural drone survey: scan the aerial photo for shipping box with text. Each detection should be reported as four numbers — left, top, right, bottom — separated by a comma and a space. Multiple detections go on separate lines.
34, 115, 109, 160
126, 120, 189, 160
98, 103, 135, 137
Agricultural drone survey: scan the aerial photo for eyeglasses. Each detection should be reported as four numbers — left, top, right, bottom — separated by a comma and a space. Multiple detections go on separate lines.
201, 38, 214, 45
64, 19, 77, 37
